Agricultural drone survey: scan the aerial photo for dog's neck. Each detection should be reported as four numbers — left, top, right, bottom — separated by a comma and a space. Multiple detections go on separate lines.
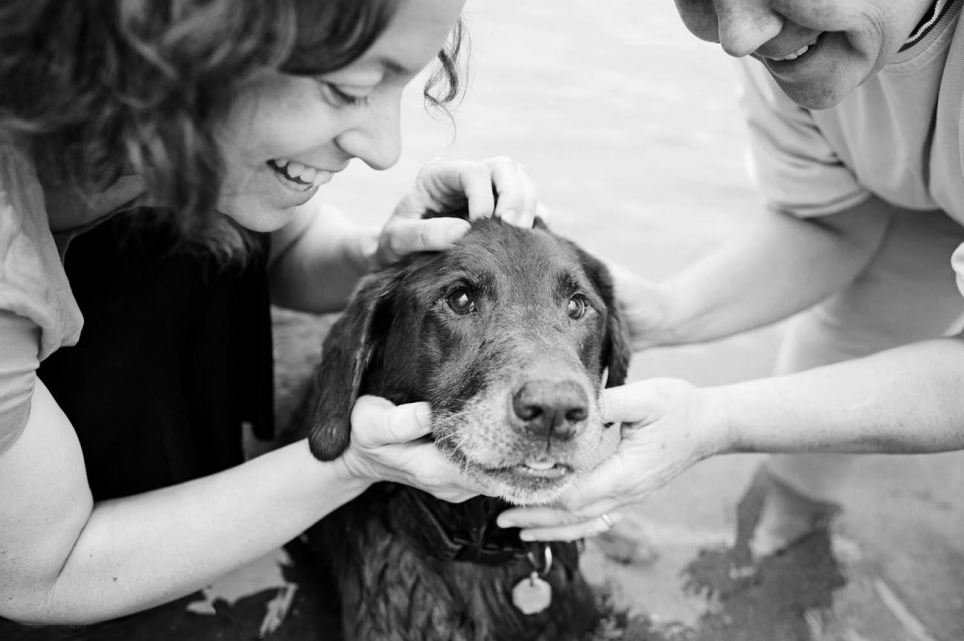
365, 382, 537, 565
386, 487, 532, 565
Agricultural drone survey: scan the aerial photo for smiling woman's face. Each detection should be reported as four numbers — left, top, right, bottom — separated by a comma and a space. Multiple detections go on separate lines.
214, 0, 465, 232
672, 0, 932, 109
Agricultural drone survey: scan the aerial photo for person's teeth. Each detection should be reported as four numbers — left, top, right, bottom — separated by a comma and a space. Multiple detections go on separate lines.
288, 163, 318, 183
286, 161, 307, 178
774, 44, 808, 61
771, 37, 819, 62
268, 158, 328, 189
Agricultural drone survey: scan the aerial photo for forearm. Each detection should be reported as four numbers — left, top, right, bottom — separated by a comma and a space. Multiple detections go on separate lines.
269, 201, 378, 313
12, 441, 367, 625
646, 197, 890, 346
715, 336, 964, 455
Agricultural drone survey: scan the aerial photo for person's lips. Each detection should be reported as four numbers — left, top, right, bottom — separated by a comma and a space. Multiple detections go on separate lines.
759, 33, 823, 63
266, 158, 344, 191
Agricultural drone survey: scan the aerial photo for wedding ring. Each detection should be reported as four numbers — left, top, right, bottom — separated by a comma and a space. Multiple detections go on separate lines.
600, 513, 614, 530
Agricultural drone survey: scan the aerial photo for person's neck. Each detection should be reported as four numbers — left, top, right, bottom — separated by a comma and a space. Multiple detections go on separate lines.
33, 153, 146, 233
900, 0, 945, 50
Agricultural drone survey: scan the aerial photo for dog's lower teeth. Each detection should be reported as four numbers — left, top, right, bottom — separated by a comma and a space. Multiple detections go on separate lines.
525, 461, 556, 471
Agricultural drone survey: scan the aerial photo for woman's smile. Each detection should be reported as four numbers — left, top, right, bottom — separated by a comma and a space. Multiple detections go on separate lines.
266, 158, 339, 192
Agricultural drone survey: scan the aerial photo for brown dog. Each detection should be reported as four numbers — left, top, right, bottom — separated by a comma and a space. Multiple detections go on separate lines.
294, 216, 630, 641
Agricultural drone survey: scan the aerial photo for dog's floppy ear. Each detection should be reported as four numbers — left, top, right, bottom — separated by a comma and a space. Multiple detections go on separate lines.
573, 246, 632, 388
307, 272, 395, 461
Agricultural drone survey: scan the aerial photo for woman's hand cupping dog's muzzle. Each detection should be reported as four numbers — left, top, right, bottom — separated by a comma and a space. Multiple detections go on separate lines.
334, 395, 487, 503
497, 379, 732, 541
371, 157, 542, 270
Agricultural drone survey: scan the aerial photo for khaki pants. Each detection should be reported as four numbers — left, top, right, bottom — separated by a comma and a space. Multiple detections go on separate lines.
767, 208, 964, 499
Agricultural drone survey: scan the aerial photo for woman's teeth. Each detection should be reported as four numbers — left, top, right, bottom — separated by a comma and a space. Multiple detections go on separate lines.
770, 36, 820, 62
267, 158, 327, 190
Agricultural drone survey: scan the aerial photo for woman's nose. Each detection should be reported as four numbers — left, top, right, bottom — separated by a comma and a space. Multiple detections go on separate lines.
336, 96, 402, 171
714, 0, 782, 57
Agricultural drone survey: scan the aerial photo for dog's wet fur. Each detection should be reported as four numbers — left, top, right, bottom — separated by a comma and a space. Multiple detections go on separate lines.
292, 217, 631, 641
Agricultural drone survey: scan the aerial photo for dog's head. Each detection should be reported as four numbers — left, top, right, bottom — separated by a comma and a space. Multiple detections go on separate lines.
307, 217, 630, 505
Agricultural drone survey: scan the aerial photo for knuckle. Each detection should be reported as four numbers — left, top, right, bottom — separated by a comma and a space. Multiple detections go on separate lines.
415, 224, 435, 250
485, 154, 514, 168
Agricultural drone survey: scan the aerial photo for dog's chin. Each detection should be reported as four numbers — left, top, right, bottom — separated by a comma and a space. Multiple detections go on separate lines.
468, 464, 576, 506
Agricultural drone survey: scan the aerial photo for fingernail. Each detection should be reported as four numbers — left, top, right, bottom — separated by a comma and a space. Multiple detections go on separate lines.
519, 532, 535, 541
496, 517, 513, 528
415, 403, 432, 426
444, 220, 470, 243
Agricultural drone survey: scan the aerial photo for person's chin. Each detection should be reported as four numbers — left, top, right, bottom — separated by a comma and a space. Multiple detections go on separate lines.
219, 197, 299, 233
775, 79, 855, 110
762, 32, 872, 110
217, 169, 324, 232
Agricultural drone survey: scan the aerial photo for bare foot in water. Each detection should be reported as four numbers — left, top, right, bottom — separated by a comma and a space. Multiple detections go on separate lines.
737, 466, 841, 560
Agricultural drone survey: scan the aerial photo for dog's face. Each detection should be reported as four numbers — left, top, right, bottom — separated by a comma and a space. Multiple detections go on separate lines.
307, 218, 630, 505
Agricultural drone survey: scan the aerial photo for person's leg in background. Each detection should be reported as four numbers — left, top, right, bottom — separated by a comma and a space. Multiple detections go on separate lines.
748, 209, 964, 556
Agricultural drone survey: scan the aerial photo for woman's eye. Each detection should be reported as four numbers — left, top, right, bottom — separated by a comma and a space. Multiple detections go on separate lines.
319, 82, 371, 107
567, 295, 590, 320
446, 289, 477, 315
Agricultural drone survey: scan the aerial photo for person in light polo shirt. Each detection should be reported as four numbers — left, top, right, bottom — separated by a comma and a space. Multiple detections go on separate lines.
499, 0, 964, 555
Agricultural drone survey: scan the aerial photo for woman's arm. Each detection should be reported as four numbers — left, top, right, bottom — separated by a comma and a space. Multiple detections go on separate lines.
0, 381, 476, 625
620, 196, 893, 348
268, 199, 380, 313
719, 334, 964, 454
0, 379, 367, 624
498, 334, 964, 540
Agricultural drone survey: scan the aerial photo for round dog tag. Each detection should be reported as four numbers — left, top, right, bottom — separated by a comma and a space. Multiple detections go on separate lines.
511, 573, 552, 615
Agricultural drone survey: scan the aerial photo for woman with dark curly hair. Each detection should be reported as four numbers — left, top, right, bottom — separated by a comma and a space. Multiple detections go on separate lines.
0, 0, 538, 625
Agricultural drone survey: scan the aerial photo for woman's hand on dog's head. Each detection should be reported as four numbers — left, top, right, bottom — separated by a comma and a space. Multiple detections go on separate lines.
335, 395, 487, 503
371, 157, 543, 270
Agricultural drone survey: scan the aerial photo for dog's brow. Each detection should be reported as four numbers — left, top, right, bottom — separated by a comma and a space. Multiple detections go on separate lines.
433, 268, 492, 292
555, 271, 582, 298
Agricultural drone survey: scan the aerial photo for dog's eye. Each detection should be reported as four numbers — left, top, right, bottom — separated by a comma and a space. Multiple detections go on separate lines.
446, 289, 477, 315
567, 295, 590, 320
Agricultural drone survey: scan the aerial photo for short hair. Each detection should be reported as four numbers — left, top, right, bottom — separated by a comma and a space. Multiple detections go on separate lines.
0, 0, 466, 259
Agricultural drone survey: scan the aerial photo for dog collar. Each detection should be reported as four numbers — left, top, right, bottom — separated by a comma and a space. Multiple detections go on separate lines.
397, 489, 533, 565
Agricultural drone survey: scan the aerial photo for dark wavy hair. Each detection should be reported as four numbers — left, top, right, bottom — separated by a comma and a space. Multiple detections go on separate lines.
0, 0, 466, 259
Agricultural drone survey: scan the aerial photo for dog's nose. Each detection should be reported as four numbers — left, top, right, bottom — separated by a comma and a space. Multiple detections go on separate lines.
512, 380, 589, 441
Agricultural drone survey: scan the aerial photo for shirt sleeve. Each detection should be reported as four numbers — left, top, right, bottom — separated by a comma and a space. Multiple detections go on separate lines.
737, 59, 871, 218
952, 243, 964, 300
0, 310, 39, 455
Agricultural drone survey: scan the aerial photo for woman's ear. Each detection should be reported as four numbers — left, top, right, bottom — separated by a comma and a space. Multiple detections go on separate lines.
307, 272, 396, 461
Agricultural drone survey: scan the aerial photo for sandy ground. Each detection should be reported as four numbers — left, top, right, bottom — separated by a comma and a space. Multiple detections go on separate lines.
10, 2, 964, 640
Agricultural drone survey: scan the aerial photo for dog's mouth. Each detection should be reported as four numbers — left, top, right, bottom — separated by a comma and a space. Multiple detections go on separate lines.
513, 460, 572, 479
482, 460, 574, 484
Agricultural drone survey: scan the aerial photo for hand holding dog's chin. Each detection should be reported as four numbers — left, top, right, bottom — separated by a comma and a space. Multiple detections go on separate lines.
498, 379, 733, 541
337, 396, 485, 503
371, 157, 540, 269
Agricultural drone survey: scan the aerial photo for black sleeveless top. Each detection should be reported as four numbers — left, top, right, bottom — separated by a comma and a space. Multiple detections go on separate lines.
39, 209, 275, 500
